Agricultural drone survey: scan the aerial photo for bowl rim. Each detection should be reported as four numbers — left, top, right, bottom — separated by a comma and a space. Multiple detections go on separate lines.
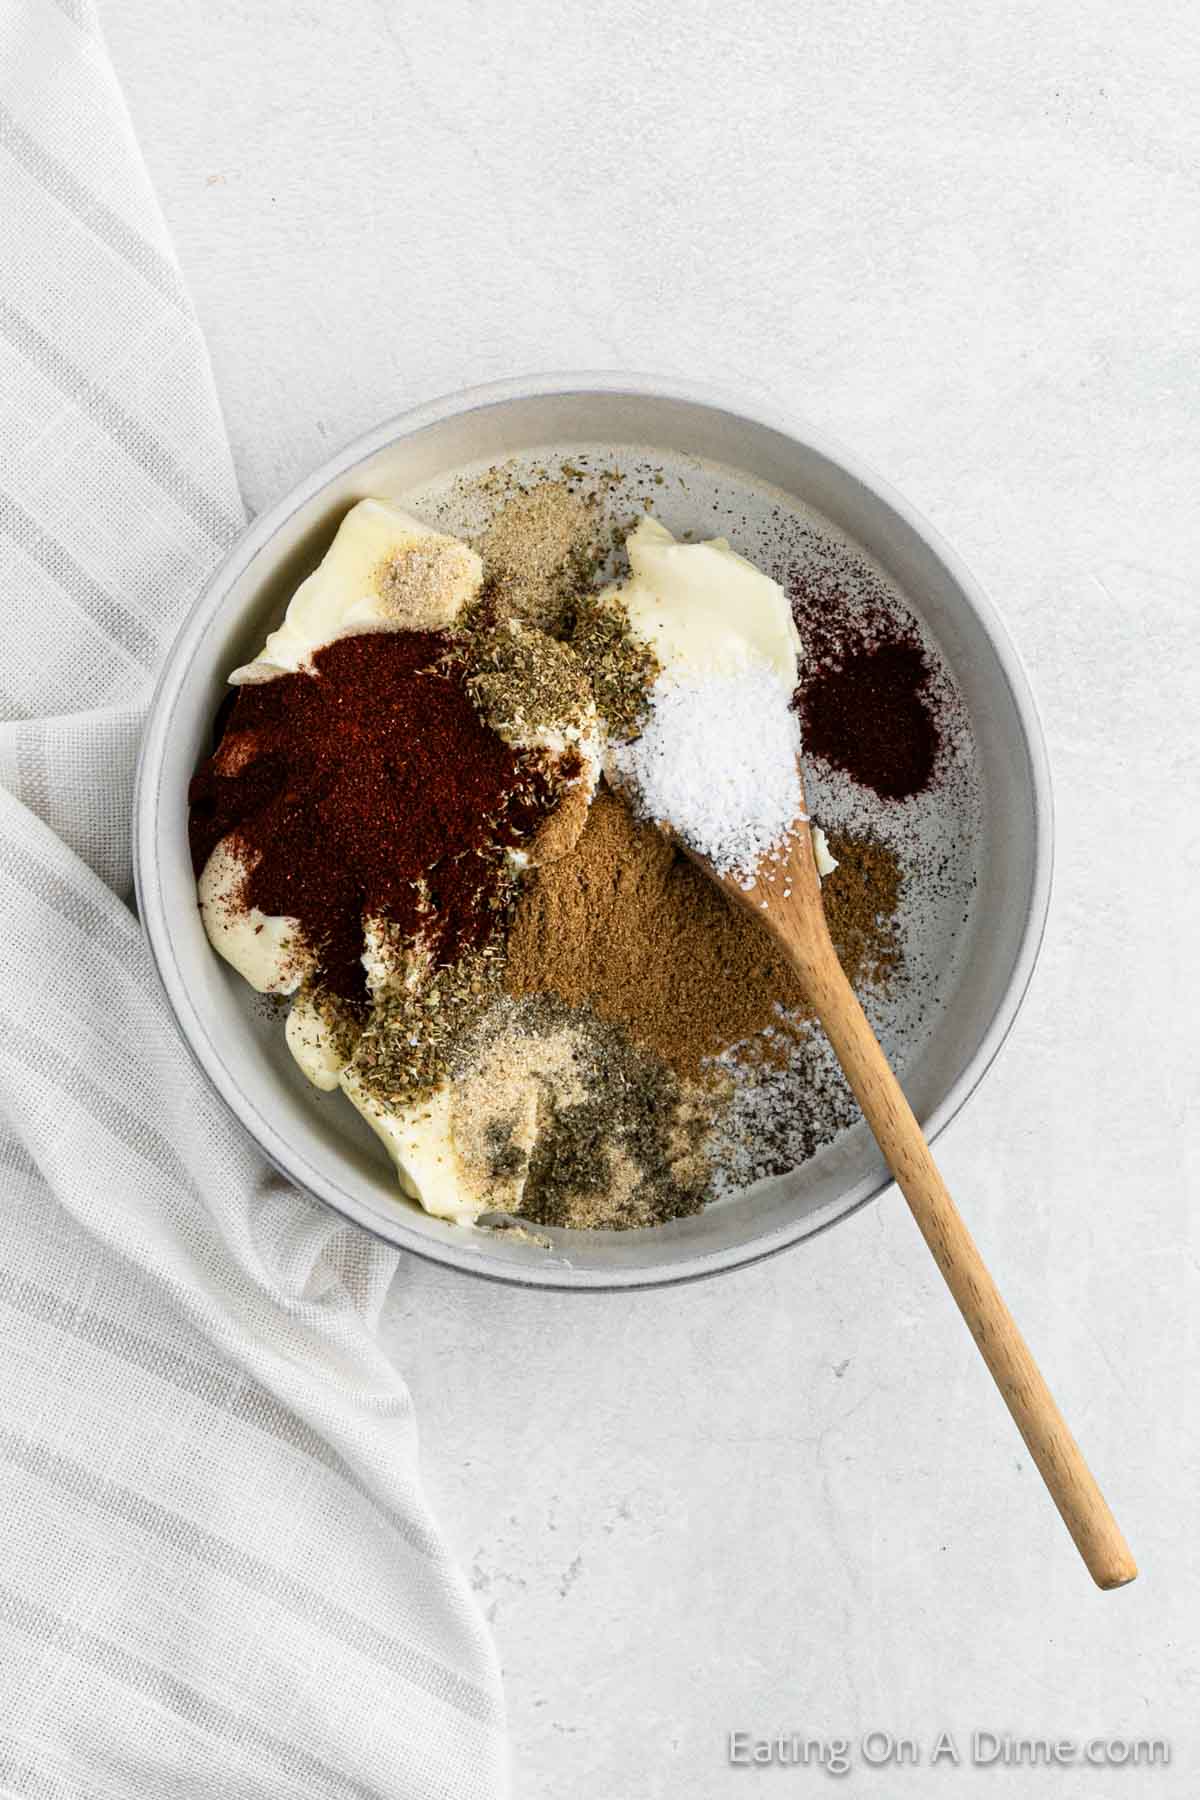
134, 369, 1054, 1291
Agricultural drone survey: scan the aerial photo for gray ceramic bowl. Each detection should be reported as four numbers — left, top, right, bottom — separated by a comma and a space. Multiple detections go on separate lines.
134, 373, 1052, 1289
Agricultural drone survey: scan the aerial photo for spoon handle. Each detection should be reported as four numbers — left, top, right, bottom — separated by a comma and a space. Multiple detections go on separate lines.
802, 950, 1137, 1591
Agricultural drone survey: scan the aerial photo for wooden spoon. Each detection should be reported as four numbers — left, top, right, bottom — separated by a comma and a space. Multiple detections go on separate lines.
701, 789, 1137, 1591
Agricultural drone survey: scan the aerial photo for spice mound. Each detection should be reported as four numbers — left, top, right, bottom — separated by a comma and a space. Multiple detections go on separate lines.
188, 483, 912, 1233
787, 539, 944, 802
190, 631, 557, 1003
504, 790, 901, 1077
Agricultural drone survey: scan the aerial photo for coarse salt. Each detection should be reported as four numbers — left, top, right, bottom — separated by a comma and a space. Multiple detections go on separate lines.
607, 663, 805, 881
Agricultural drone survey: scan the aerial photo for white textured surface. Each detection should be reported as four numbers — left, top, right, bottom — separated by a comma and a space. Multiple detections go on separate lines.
109, 3, 1199, 1794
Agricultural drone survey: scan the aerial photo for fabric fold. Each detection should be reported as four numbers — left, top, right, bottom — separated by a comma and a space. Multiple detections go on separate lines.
0, 0, 506, 1793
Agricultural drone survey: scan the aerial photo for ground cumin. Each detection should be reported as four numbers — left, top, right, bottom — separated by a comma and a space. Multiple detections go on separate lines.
504, 789, 901, 1078
821, 829, 902, 991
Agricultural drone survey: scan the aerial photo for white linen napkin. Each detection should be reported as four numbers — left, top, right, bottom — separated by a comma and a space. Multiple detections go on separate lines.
0, 3, 507, 1795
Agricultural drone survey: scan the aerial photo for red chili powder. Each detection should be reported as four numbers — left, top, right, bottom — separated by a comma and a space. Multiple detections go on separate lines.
799, 640, 939, 801
787, 554, 942, 802
188, 631, 556, 1000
